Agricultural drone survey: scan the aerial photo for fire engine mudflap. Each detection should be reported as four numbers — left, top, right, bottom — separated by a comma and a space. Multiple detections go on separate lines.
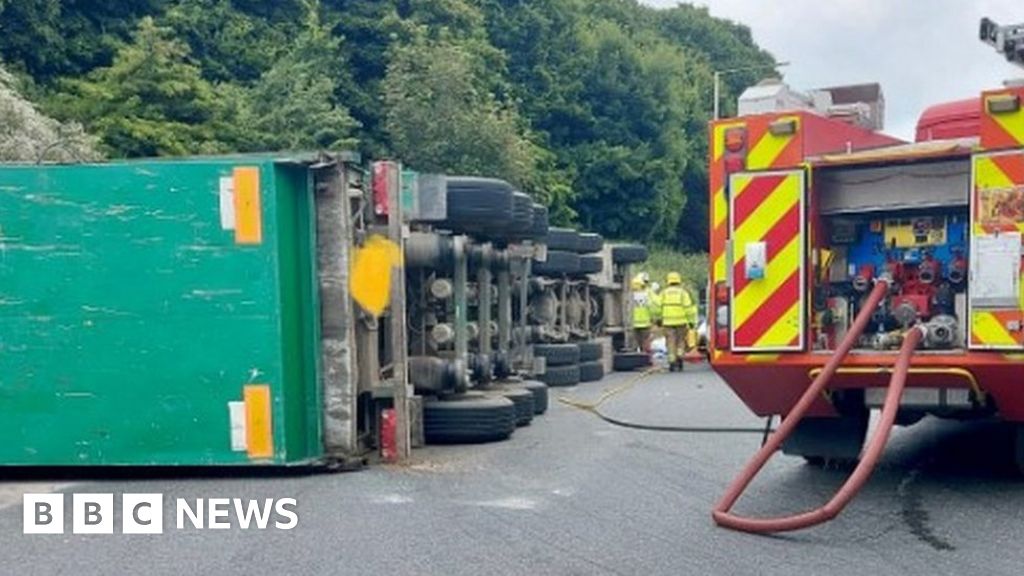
706, 83, 1024, 533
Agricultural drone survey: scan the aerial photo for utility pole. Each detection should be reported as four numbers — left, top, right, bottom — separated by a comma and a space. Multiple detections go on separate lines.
713, 62, 791, 119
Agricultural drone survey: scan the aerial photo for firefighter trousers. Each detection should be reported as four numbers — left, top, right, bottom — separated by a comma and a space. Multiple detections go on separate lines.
664, 324, 690, 363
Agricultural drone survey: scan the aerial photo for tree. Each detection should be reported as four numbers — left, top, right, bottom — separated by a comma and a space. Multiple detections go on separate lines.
49, 17, 232, 157
382, 40, 536, 188
0, 65, 100, 162
234, 13, 360, 151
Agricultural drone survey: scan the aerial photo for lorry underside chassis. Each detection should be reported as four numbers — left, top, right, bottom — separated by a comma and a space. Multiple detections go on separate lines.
708, 85, 1024, 473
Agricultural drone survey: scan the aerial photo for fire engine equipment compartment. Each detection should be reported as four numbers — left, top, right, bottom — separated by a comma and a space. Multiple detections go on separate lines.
814, 158, 971, 352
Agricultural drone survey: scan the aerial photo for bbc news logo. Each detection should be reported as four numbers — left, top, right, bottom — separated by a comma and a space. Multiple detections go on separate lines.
23, 494, 298, 534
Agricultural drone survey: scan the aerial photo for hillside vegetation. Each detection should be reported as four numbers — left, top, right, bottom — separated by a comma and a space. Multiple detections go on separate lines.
0, 0, 774, 249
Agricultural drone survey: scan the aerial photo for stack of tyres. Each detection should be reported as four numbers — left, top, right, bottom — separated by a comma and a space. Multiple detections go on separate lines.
577, 340, 605, 383
532, 343, 581, 387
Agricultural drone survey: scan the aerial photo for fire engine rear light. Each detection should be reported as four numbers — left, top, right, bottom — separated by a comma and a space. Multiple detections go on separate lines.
715, 327, 730, 350
987, 94, 1021, 114
724, 128, 746, 152
768, 118, 798, 136
715, 281, 730, 304
716, 305, 729, 328
724, 157, 745, 173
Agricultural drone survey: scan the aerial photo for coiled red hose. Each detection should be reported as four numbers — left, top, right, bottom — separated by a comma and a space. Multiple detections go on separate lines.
713, 281, 924, 533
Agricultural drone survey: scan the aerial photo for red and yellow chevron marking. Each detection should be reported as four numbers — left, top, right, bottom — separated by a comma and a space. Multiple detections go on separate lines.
973, 151, 1024, 234
709, 121, 744, 286
745, 115, 803, 171
980, 88, 1024, 151
730, 170, 804, 351
970, 310, 1024, 349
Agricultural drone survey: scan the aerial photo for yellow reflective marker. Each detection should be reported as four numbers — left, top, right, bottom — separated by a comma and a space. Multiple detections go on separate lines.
350, 235, 402, 317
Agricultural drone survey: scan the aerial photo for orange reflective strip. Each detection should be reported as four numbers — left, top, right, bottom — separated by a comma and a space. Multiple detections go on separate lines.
233, 167, 263, 245
244, 384, 274, 459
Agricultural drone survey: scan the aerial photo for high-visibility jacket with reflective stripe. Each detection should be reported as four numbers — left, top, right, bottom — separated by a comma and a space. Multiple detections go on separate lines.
661, 286, 695, 327
632, 289, 658, 328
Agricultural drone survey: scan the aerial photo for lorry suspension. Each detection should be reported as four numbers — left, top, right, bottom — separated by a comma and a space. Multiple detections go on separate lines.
712, 280, 927, 533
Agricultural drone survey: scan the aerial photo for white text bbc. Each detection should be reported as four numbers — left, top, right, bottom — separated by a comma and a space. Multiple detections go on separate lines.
23, 494, 298, 534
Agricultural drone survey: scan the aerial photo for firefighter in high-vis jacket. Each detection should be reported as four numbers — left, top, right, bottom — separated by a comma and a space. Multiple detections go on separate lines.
630, 274, 658, 353
660, 272, 698, 372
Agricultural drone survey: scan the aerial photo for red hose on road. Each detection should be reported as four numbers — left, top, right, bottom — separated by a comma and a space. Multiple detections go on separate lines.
713, 281, 924, 534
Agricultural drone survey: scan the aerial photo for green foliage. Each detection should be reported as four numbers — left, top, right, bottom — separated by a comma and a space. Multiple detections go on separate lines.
382, 39, 535, 186
233, 16, 360, 152
49, 17, 232, 157
1, 0, 776, 250
640, 247, 709, 298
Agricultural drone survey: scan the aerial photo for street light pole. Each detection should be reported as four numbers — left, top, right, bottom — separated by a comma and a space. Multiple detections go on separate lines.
713, 61, 791, 120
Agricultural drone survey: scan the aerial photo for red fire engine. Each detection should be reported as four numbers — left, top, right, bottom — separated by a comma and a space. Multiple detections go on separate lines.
708, 18, 1024, 532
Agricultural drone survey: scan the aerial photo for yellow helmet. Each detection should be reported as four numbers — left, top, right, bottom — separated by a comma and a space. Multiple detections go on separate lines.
667, 272, 682, 285
631, 277, 645, 290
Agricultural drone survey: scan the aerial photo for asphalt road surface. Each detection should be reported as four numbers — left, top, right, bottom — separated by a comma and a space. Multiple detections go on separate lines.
2, 364, 1023, 576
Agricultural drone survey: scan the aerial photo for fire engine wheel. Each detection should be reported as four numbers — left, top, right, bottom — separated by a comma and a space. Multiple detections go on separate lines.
577, 341, 604, 362
533, 250, 580, 276
423, 393, 517, 445
533, 343, 580, 366
541, 364, 581, 387
613, 351, 651, 372
579, 360, 605, 383
576, 233, 604, 254
612, 244, 648, 264
484, 386, 535, 427
1014, 425, 1024, 476
575, 255, 604, 276
520, 380, 549, 415
781, 413, 869, 464
544, 227, 580, 252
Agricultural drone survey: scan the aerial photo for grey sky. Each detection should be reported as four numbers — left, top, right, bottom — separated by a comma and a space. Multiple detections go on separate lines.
640, 0, 1023, 140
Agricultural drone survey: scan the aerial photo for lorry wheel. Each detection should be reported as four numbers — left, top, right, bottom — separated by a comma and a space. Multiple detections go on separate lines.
541, 364, 581, 387
577, 341, 604, 362
533, 343, 580, 366
781, 413, 869, 463
441, 177, 515, 236
423, 393, 517, 444
612, 244, 648, 264
613, 352, 651, 372
485, 386, 535, 427
520, 380, 549, 415
575, 255, 604, 275
529, 203, 549, 239
579, 361, 605, 383
577, 233, 604, 254
506, 192, 535, 239
533, 250, 580, 276
544, 227, 580, 251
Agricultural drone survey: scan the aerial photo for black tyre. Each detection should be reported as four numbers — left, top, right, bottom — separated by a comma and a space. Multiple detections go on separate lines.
520, 380, 549, 415
486, 386, 535, 427
442, 177, 515, 236
507, 192, 535, 239
533, 250, 580, 276
533, 343, 580, 366
579, 361, 605, 383
541, 364, 580, 387
576, 254, 604, 275
613, 352, 651, 372
577, 233, 604, 254
529, 203, 549, 239
612, 244, 649, 264
544, 227, 579, 251
577, 341, 603, 362
423, 393, 517, 444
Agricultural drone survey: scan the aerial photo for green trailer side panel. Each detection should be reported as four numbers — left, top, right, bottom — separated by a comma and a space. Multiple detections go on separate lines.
0, 159, 323, 465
